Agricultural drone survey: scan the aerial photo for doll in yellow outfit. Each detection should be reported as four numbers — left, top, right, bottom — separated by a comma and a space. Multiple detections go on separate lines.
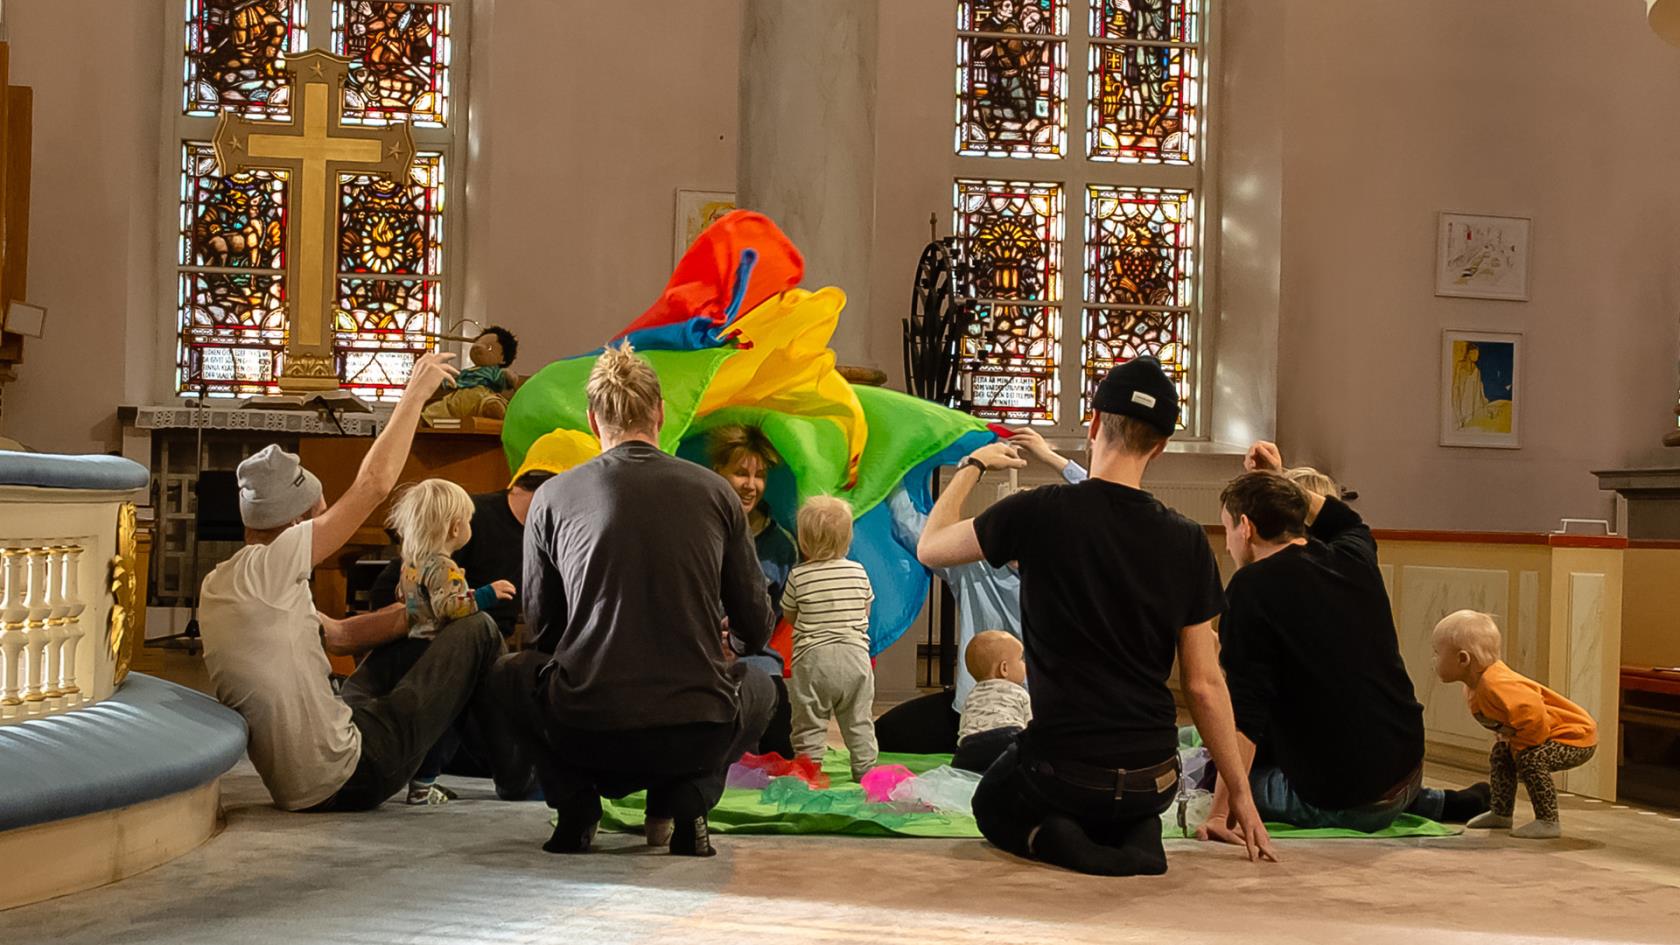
1431, 610, 1597, 839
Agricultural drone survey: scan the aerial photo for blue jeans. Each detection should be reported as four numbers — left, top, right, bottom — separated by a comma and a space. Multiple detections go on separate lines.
1250, 765, 1444, 832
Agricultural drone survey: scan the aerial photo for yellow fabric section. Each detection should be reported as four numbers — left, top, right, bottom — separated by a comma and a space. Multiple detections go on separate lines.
703, 288, 868, 486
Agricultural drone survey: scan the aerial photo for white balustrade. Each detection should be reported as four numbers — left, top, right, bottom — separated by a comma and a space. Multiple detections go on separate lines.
0, 542, 93, 722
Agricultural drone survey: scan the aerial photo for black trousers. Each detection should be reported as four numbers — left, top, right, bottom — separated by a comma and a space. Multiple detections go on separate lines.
971, 740, 1175, 871
492, 651, 777, 825
308, 615, 512, 812
952, 726, 1023, 774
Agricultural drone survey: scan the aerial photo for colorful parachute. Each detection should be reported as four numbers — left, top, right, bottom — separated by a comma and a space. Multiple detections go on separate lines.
502, 211, 996, 655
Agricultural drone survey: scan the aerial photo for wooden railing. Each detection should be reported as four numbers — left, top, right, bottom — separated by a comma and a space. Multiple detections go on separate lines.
0, 544, 90, 717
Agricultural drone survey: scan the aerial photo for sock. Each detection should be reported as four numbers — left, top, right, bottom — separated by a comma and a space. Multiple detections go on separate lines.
1029, 815, 1167, 877
1466, 810, 1513, 829
1438, 782, 1493, 823
1512, 819, 1562, 840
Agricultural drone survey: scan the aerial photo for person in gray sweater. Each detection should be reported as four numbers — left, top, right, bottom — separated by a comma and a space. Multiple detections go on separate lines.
490, 342, 776, 858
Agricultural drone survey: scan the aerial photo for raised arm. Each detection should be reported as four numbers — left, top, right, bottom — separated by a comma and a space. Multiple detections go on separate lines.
916, 442, 1025, 569
309, 352, 458, 566
1180, 621, 1278, 863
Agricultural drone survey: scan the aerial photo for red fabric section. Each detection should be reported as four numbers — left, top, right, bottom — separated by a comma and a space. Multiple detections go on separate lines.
615, 210, 805, 340
732, 751, 831, 790
769, 618, 794, 678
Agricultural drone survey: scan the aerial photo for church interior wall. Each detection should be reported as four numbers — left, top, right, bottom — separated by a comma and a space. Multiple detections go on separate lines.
458, 0, 743, 377
0, 0, 164, 455
1273, 0, 1680, 533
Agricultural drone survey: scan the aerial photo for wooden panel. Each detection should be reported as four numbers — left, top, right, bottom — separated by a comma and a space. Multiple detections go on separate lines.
6, 83, 31, 305
0, 43, 12, 315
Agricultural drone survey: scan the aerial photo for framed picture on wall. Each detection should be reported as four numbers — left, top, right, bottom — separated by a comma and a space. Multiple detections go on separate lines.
1435, 212, 1532, 301
673, 189, 736, 265
1441, 329, 1522, 449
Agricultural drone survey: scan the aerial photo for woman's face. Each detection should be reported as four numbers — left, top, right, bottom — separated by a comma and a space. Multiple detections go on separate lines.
717, 450, 767, 514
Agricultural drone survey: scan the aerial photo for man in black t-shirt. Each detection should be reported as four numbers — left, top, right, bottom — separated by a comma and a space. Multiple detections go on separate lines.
1201, 444, 1489, 841
918, 358, 1275, 875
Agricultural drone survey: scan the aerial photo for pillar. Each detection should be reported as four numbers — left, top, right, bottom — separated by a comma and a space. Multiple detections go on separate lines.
738, 0, 878, 367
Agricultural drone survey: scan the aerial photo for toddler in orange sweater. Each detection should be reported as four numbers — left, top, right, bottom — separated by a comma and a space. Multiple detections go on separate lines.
1431, 610, 1597, 839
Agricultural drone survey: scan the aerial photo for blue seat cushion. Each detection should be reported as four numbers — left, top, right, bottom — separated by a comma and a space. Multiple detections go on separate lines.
0, 674, 248, 831
0, 450, 150, 492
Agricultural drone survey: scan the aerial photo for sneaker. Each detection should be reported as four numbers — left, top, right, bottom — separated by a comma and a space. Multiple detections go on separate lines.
406, 781, 457, 806
669, 815, 716, 857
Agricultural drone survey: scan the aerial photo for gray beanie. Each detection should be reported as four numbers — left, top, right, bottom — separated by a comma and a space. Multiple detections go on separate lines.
237, 445, 324, 529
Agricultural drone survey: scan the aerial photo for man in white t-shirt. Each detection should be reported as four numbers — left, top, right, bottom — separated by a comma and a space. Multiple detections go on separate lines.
199, 352, 508, 812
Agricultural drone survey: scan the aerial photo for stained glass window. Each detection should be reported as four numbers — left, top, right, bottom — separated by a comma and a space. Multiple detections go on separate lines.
184, 0, 310, 118
176, 143, 289, 395
1082, 186, 1195, 420
956, 0, 1069, 158
333, 1, 453, 127
174, 0, 459, 399
1087, 0, 1201, 163
335, 154, 446, 398
954, 179, 1065, 423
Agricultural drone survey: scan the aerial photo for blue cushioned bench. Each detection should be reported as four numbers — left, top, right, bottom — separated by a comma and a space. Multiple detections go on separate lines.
0, 449, 151, 491
0, 674, 247, 831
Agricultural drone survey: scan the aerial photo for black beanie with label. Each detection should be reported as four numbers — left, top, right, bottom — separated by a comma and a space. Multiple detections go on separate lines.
1090, 357, 1179, 436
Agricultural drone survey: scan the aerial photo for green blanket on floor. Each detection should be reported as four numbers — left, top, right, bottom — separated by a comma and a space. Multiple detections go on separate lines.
594, 750, 1462, 841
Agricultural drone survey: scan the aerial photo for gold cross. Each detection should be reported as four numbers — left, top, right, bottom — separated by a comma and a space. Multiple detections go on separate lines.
213, 50, 414, 392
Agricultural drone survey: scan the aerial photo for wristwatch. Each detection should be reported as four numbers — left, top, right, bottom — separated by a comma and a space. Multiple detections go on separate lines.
960, 456, 988, 477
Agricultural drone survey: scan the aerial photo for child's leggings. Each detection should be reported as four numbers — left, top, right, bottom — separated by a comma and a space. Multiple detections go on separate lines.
1489, 740, 1596, 823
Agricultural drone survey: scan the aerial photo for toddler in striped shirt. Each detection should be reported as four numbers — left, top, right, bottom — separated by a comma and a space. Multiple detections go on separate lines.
782, 496, 878, 780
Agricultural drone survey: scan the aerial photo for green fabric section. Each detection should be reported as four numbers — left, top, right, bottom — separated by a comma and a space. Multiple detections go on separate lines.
591, 750, 1461, 841
846, 386, 989, 515
501, 348, 735, 473
686, 407, 853, 507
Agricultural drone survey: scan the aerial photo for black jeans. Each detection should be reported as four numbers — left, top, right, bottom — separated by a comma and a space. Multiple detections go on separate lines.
308, 615, 509, 812
492, 651, 777, 825
972, 740, 1176, 872
952, 725, 1023, 774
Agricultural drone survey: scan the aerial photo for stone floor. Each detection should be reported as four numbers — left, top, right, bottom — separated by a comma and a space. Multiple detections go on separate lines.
5, 755, 1679, 945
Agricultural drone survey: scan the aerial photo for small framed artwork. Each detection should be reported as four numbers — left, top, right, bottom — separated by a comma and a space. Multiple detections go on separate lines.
1441, 329, 1522, 449
673, 189, 736, 265
1435, 212, 1531, 301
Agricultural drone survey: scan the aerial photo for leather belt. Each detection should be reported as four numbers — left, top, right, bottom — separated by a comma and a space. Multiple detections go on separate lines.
1031, 754, 1181, 799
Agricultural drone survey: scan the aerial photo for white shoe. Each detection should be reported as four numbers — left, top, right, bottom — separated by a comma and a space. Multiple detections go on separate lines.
1466, 811, 1513, 829
1512, 820, 1562, 840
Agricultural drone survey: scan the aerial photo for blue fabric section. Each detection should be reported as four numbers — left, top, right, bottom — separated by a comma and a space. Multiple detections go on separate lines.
0, 451, 149, 492
857, 429, 998, 656
473, 584, 498, 611
0, 674, 248, 831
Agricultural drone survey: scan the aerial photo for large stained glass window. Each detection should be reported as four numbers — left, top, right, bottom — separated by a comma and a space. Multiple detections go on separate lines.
952, 1, 1210, 433
954, 179, 1065, 423
173, 0, 459, 398
1082, 186, 1195, 421
1087, 1, 1201, 163
333, 1, 453, 127
335, 154, 446, 398
184, 0, 310, 118
956, 0, 1068, 158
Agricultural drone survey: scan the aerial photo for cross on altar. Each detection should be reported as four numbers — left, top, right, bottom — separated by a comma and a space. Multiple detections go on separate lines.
213, 50, 414, 393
